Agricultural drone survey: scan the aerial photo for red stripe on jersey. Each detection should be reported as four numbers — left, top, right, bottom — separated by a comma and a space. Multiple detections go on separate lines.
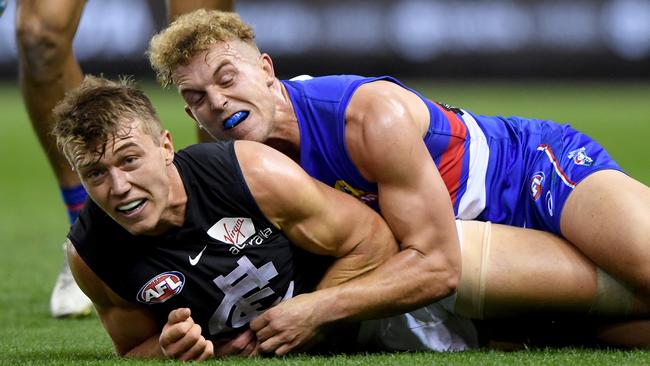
433, 103, 468, 205
537, 144, 577, 188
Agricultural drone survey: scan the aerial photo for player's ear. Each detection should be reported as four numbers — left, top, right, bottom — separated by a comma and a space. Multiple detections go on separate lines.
260, 53, 275, 86
161, 130, 174, 165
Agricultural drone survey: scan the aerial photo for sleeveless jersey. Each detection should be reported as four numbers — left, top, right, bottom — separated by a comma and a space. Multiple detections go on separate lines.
283, 75, 622, 233
69, 141, 329, 339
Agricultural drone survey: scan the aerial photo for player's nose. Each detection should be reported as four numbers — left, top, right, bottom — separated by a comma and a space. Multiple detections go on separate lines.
206, 86, 227, 112
109, 168, 132, 196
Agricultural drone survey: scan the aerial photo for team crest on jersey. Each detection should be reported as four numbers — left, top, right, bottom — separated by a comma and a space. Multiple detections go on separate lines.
529, 172, 545, 201
137, 271, 185, 304
567, 147, 593, 166
208, 256, 294, 335
334, 180, 378, 205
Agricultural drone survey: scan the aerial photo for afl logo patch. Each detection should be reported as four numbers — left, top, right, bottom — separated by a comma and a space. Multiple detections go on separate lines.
207, 217, 255, 245
529, 172, 545, 201
137, 271, 185, 304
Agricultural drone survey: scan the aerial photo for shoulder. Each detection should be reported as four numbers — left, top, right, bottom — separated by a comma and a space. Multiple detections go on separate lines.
234, 140, 301, 177
176, 141, 235, 163
69, 200, 123, 250
174, 141, 239, 181
68, 201, 135, 288
344, 80, 431, 181
283, 74, 365, 89
346, 78, 430, 136
347, 80, 415, 120
66, 239, 128, 308
234, 141, 319, 225
283, 75, 370, 101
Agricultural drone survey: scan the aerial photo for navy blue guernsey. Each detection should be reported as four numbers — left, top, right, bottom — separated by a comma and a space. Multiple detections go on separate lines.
69, 141, 329, 340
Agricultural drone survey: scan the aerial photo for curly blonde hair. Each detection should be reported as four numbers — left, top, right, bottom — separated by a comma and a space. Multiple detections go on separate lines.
148, 9, 256, 88
52, 75, 163, 168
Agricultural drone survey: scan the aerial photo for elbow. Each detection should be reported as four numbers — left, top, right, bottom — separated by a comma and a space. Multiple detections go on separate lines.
445, 248, 461, 292
428, 256, 459, 300
117, 347, 146, 359
441, 261, 460, 297
436, 266, 460, 304
414, 248, 461, 302
114, 343, 142, 359
114, 341, 140, 358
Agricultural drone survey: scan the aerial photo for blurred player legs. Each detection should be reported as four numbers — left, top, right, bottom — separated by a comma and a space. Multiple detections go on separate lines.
49, 241, 92, 318
15, 0, 233, 318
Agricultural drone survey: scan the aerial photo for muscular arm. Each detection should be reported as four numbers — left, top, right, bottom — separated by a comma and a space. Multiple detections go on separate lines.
236, 141, 398, 289
237, 140, 434, 354
344, 80, 461, 307
65, 240, 163, 358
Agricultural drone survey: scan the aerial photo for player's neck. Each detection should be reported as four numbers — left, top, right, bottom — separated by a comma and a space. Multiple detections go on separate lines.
265, 83, 301, 162
152, 165, 188, 235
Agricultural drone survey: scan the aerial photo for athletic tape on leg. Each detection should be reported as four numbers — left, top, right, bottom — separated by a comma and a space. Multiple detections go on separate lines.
454, 221, 491, 319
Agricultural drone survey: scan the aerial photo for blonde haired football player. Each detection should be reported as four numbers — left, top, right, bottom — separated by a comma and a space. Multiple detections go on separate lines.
149, 10, 650, 353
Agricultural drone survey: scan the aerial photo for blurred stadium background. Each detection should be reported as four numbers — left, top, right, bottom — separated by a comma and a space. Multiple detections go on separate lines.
0, 1, 649, 365
1, 0, 650, 79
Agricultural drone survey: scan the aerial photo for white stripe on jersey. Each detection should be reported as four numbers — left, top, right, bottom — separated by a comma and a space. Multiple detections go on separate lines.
457, 111, 489, 219
537, 145, 577, 189
289, 74, 313, 81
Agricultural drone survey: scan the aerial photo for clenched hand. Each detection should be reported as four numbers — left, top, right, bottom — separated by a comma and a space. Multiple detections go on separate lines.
213, 328, 259, 357
159, 308, 214, 361
250, 293, 324, 355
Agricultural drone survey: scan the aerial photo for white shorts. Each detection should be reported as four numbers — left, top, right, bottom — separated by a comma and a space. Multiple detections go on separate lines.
355, 220, 478, 352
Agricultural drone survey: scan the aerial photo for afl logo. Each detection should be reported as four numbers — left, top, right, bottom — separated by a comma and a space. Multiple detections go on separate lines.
529, 172, 545, 201
137, 271, 185, 304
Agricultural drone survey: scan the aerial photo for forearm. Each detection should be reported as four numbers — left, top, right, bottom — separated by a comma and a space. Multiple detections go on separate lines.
316, 215, 398, 290
311, 210, 459, 324
313, 246, 459, 325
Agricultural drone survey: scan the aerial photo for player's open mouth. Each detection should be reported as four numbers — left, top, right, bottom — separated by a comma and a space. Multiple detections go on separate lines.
117, 199, 147, 216
223, 111, 249, 130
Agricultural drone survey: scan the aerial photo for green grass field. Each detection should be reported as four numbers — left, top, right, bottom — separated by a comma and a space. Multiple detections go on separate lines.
0, 80, 649, 365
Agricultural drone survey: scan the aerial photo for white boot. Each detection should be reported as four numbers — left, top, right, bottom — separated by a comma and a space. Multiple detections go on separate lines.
50, 250, 93, 318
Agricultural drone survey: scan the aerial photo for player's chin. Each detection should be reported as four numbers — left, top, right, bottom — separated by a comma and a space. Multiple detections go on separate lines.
123, 221, 160, 236
116, 219, 144, 236
113, 213, 157, 236
227, 125, 264, 143
222, 118, 265, 142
